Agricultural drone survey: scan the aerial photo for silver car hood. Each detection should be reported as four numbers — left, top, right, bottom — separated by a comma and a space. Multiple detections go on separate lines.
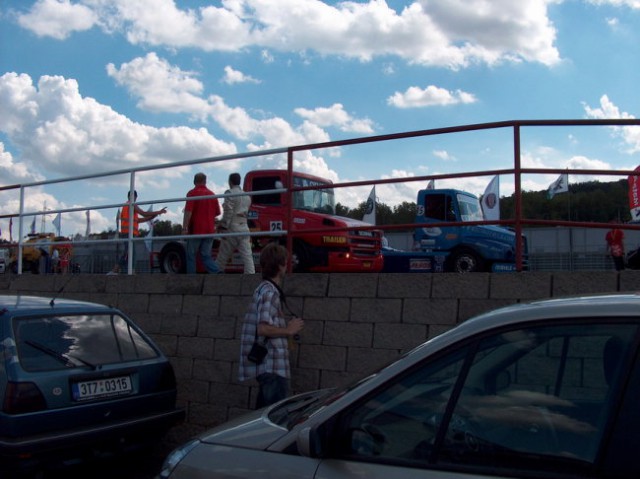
197, 409, 286, 450
197, 390, 329, 450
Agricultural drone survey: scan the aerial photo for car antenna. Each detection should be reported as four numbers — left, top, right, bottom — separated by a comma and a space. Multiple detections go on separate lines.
50, 274, 75, 307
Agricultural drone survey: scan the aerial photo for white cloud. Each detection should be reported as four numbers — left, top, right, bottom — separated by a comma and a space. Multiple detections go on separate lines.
0, 72, 237, 181
433, 150, 456, 161
17, 0, 97, 40
16, 0, 561, 69
222, 66, 261, 85
583, 94, 640, 153
107, 53, 210, 120
388, 85, 477, 108
294, 103, 374, 134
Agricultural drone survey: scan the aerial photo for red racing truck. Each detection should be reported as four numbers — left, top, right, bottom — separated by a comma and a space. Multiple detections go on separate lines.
157, 169, 384, 273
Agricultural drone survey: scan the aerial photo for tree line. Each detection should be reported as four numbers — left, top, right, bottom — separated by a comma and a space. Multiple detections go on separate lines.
144, 179, 632, 237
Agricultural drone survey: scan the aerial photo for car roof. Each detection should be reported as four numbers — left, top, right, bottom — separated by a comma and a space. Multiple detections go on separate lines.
418, 293, 640, 354
0, 294, 118, 317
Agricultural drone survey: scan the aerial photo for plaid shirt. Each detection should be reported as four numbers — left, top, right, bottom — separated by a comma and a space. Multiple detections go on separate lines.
238, 280, 291, 382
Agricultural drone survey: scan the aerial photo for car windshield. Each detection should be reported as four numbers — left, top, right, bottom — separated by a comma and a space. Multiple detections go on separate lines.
14, 314, 158, 371
457, 194, 484, 222
291, 176, 335, 215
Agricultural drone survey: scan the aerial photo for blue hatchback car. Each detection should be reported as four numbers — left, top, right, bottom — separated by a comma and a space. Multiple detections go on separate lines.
0, 294, 184, 474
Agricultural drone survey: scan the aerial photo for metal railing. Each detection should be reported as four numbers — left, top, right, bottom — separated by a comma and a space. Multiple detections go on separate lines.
3, 118, 640, 274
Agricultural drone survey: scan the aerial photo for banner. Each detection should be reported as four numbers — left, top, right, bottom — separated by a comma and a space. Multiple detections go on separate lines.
426, 179, 435, 190
547, 173, 569, 199
52, 213, 61, 236
628, 165, 640, 221
481, 175, 500, 221
362, 186, 376, 225
85, 210, 91, 238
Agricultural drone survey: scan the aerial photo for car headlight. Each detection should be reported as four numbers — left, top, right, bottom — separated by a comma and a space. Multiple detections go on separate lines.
158, 439, 201, 478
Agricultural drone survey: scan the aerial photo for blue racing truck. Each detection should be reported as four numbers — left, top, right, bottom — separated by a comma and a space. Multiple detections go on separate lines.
383, 188, 526, 273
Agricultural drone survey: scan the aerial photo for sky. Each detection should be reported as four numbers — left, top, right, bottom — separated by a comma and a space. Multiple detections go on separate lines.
1, 0, 640, 239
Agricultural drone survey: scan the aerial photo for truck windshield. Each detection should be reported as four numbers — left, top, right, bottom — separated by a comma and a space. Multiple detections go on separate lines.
457, 194, 484, 222
292, 176, 336, 214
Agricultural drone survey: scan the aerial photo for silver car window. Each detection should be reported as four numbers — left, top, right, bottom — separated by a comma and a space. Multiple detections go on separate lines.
339, 321, 636, 475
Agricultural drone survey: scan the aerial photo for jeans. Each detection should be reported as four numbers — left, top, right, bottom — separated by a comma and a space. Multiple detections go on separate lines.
186, 237, 220, 274
256, 373, 289, 409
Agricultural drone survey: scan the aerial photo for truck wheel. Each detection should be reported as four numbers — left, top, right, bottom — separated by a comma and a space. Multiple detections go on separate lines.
449, 249, 483, 273
159, 243, 186, 274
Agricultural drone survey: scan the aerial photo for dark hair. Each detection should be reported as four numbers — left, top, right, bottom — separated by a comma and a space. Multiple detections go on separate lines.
229, 173, 241, 187
260, 242, 288, 279
194, 172, 207, 185
127, 190, 138, 199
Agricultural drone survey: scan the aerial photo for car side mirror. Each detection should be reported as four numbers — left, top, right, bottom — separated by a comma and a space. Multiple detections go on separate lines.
297, 426, 324, 458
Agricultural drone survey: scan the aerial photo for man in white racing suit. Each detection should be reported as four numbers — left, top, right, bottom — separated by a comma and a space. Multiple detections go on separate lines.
216, 173, 255, 274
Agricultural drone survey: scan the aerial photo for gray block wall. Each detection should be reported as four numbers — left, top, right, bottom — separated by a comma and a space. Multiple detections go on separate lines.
2, 270, 640, 446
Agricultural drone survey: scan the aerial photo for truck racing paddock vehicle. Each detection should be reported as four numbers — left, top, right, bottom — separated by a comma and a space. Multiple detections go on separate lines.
157, 169, 384, 274
7, 233, 75, 274
382, 188, 527, 273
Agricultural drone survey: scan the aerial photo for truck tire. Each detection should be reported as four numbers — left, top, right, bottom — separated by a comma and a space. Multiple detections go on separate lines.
449, 248, 484, 273
159, 243, 186, 274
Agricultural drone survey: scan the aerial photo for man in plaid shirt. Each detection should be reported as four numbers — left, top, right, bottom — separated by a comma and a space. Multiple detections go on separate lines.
239, 243, 304, 408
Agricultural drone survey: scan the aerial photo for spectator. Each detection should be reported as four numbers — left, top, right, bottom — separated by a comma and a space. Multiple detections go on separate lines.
182, 172, 221, 274
238, 243, 304, 409
216, 173, 255, 274
605, 220, 625, 271
110, 190, 166, 274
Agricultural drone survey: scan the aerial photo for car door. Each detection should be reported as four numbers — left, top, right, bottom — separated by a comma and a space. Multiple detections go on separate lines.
312, 319, 639, 479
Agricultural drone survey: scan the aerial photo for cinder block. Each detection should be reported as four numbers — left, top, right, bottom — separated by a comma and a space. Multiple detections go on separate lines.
351, 298, 402, 323
177, 336, 214, 359
378, 273, 432, 298
303, 297, 350, 321
403, 298, 457, 325
491, 272, 551, 299
432, 273, 490, 298
324, 322, 373, 347
298, 344, 347, 371
328, 274, 378, 297
552, 271, 618, 296
373, 323, 427, 351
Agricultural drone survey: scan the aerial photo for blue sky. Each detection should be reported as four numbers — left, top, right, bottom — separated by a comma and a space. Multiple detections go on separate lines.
1, 0, 640, 238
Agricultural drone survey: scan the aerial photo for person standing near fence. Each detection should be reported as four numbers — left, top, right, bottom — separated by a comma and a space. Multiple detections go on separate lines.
216, 173, 255, 274
182, 172, 221, 274
109, 190, 166, 274
238, 243, 304, 409
605, 220, 625, 271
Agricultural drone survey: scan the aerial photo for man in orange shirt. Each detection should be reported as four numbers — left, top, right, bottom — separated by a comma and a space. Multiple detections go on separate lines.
182, 173, 221, 274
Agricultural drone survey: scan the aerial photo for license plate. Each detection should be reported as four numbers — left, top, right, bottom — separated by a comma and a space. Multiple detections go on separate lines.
363, 261, 372, 268
72, 376, 132, 401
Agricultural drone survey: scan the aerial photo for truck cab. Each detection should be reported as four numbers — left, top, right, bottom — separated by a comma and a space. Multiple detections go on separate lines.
413, 189, 525, 272
245, 170, 383, 272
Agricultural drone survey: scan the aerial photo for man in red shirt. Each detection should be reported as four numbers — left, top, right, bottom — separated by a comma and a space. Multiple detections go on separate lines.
605, 220, 625, 271
182, 172, 221, 274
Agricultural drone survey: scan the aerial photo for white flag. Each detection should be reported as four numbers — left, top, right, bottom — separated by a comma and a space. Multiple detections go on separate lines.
52, 213, 61, 236
85, 210, 91, 238
481, 175, 500, 221
145, 219, 155, 252
426, 179, 435, 190
548, 173, 569, 199
30, 217, 36, 234
362, 186, 376, 225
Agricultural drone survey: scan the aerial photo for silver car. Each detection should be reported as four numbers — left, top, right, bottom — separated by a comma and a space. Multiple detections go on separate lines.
159, 293, 640, 479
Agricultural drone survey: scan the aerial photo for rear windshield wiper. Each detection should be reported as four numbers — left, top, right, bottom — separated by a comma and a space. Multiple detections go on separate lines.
25, 340, 96, 369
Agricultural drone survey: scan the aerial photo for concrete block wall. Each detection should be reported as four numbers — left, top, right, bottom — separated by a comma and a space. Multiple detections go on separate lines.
2, 270, 640, 446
